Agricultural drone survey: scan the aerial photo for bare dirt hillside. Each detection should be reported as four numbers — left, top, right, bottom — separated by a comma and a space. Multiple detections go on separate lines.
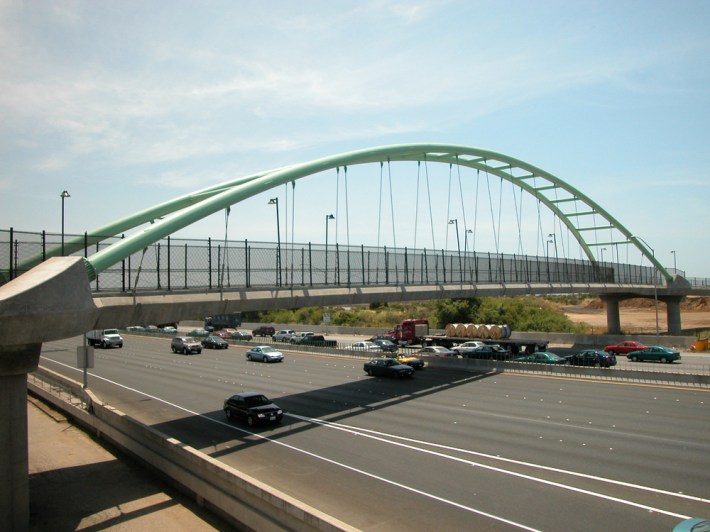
562, 296, 710, 335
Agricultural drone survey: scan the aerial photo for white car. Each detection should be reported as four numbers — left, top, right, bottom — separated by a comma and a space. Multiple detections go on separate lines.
273, 330, 296, 342
348, 341, 383, 352
245, 345, 285, 363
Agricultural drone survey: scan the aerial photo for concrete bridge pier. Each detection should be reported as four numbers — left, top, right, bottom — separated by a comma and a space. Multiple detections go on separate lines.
602, 295, 622, 335
664, 296, 683, 336
0, 257, 99, 531
1, 344, 41, 531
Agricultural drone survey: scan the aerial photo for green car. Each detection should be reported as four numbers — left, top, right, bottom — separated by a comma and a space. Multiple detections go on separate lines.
511, 352, 567, 364
627, 346, 681, 364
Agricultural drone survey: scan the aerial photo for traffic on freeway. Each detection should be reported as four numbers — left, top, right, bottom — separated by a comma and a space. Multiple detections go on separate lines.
37, 333, 710, 531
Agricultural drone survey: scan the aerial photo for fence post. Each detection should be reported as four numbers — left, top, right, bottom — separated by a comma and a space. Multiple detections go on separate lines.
167, 236, 171, 291
8, 227, 13, 280
208, 237, 212, 289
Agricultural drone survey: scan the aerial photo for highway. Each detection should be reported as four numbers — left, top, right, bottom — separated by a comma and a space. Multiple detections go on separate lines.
38, 334, 710, 531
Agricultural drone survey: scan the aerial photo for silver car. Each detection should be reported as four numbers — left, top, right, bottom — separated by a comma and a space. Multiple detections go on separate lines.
245, 345, 285, 363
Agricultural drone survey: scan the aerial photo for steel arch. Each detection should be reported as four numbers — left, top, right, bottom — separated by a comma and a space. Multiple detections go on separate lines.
82, 143, 670, 282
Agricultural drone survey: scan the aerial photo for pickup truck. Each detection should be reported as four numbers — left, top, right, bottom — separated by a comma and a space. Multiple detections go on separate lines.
603, 341, 646, 355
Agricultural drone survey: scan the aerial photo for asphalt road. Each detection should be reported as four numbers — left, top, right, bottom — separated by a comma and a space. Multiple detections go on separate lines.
39, 335, 710, 531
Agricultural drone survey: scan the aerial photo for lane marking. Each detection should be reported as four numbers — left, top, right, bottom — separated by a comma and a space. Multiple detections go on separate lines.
40, 357, 537, 531
288, 414, 710, 508
40, 355, 706, 524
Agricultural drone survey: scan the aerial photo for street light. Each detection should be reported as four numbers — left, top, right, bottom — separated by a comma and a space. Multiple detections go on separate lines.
633, 235, 660, 341
600, 247, 607, 263
448, 219, 461, 275
464, 229, 472, 254
547, 233, 557, 258
268, 198, 281, 285
671, 250, 677, 272
325, 214, 335, 284
60, 190, 70, 256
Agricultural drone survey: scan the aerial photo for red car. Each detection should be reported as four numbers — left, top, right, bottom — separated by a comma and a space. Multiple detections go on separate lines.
603, 341, 646, 355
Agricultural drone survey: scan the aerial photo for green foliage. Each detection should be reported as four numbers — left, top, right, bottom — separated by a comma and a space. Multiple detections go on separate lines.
473, 296, 585, 333
245, 296, 585, 333
433, 298, 480, 325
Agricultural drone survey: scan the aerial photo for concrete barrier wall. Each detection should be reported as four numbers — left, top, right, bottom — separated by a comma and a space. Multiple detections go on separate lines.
28, 367, 356, 532
423, 356, 710, 386
240, 323, 696, 349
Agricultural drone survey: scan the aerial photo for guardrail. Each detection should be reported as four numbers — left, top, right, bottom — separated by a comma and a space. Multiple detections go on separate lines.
28, 367, 355, 532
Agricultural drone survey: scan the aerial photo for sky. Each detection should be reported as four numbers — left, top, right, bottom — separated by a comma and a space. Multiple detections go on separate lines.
1, 0, 709, 278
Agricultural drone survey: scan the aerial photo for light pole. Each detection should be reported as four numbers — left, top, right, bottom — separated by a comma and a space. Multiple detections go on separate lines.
634, 235, 660, 341
449, 219, 461, 275
671, 250, 677, 272
268, 198, 281, 286
600, 247, 607, 263
60, 190, 70, 256
325, 214, 334, 284
464, 229, 472, 254
547, 233, 557, 258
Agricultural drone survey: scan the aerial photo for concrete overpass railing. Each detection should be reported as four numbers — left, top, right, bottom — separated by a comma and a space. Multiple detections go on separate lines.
28, 367, 355, 532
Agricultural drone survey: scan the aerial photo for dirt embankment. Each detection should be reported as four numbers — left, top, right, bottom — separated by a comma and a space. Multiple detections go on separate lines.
562, 296, 710, 335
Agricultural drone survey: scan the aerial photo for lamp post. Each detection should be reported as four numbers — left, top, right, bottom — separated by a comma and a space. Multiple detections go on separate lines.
671, 250, 677, 272
60, 190, 70, 256
448, 219, 461, 276
634, 235, 660, 341
600, 247, 607, 263
325, 214, 334, 284
268, 198, 281, 286
464, 229, 472, 254
547, 233, 558, 281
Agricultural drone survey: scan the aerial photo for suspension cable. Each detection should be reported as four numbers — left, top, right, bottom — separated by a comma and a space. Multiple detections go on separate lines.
485, 164, 499, 254
344, 166, 350, 248
335, 167, 340, 244
387, 159, 397, 250
220, 206, 230, 294
414, 161, 420, 251
290, 181, 296, 282
509, 167, 524, 255
456, 156, 468, 243
445, 163, 452, 249
497, 176, 503, 252
472, 168, 480, 254
424, 155, 436, 250
376, 162, 383, 250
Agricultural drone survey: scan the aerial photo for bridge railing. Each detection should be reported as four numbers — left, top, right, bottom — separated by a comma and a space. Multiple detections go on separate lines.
1, 228, 659, 292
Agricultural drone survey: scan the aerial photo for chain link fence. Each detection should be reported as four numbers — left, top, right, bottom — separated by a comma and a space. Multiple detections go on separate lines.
2, 228, 662, 292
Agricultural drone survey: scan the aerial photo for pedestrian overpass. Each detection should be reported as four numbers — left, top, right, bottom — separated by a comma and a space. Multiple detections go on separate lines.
0, 142, 707, 530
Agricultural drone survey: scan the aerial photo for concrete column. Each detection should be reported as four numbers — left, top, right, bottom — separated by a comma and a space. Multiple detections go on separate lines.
0, 343, 41, 532
665, 297, 683, 336
603, 296, 622, 335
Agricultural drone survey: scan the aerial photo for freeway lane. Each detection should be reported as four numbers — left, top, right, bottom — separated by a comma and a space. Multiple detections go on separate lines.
38, 335, 710, 531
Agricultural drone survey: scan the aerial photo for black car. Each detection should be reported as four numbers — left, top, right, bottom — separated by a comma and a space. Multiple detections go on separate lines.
371, 339, 399, 352
564, 349, 617, 368
201, 336, 229, 349
231, 331, 253, 341
223, 392, 283, 426
363, 358, 414, 378
290, 334, 337, 347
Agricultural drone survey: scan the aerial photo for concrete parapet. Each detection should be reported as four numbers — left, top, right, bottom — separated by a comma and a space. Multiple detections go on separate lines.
28, 367, 356, 532
424, 356, 710, 386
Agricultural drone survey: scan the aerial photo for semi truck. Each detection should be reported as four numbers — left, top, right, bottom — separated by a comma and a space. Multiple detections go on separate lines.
386, 319, 548, 355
